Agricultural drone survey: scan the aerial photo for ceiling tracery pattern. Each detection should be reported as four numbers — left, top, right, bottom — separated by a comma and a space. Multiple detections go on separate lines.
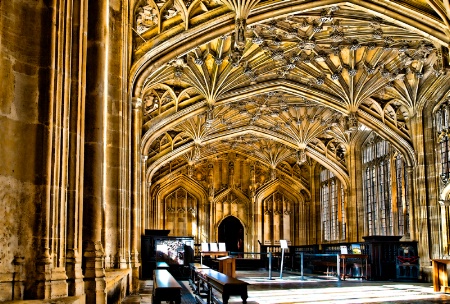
135, 0, 450, 191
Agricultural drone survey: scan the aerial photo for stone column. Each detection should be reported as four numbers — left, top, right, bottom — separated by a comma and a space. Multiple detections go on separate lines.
440, 203, 449, 256
406, 166, 415, 240
304, 198, 311, 245
130, 97, 143, 293
205, 200, 211, 243
298, 200, 305, 244
249, 164, 257, 252
228, 161, 235, 188
141, 156, 148, 235
66, 0, 88, 296
83, 0, 109, 302
263, 200, 271, 244
116, 185, 130, 269
273, 197, 281, 243
283, 199, 291, 242
37, 0, 87, 298
147, 182, 154, 229
345, 144, 361, 242
249, 194, 256, 253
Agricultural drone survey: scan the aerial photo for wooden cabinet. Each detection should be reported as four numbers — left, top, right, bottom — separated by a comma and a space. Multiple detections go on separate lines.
362, 236, 418, 281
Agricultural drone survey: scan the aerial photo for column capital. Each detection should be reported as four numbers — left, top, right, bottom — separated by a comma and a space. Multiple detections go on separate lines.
132, 97, 142, 109
439, 199, 450, 206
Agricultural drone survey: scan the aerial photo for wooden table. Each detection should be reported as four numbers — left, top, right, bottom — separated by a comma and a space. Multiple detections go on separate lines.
200, 251, 229, 264
198, 269, 248, 304
340, 254, 368, 280
432, 259, 450, 292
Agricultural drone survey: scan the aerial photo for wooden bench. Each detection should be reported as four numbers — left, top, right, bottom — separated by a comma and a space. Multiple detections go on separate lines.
197, 268, 248, 304
189, 263, 210, 294
153, 269, 182, 304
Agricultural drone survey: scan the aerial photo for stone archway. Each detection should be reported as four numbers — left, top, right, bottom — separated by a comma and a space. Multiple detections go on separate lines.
218, 216, 244, 253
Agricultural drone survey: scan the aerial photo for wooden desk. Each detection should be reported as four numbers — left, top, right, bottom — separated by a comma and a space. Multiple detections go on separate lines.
340, 254, 368, 280
432, 259, 450, 292
198, 269, 248, 304
152, 269, 181, 304
217, 256, 236, 278
200, 251, 229, 264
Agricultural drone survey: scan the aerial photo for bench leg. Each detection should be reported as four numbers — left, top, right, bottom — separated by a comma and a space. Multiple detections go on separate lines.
241, 292, 248, 304
223, 294, 230, 304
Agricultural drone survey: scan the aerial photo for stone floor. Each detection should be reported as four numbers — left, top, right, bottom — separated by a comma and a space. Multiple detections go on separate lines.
122, 270, 450, 303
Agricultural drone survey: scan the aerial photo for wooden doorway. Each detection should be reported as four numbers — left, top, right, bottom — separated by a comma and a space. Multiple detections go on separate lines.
218, 216, 244, 253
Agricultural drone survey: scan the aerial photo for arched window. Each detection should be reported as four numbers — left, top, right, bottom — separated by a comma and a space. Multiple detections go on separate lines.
435, 102, 450, 184
320, 168, 346, 241
362, 134, 409, 236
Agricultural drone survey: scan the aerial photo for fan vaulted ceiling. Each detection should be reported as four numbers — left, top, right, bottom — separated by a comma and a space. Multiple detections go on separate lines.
132, 0, 450, 188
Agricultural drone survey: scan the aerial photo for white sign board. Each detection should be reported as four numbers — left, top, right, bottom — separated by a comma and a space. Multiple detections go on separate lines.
280, 239, 288, 249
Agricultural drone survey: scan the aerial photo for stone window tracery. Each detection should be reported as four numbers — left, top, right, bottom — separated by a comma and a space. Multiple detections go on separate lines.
163, 187, 197, 236
362, 134, 409, 236
262, 191, 292, 245
136, 3, 159, 34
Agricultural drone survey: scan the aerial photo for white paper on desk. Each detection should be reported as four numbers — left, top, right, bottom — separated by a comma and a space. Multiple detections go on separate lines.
218, 243, 226, 251
201, 243, 209, 252
210, 243, 218, 252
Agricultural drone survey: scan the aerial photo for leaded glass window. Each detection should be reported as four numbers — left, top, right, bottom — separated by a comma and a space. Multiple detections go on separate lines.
320, 168, 346, 241
362, 134, 409, 236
